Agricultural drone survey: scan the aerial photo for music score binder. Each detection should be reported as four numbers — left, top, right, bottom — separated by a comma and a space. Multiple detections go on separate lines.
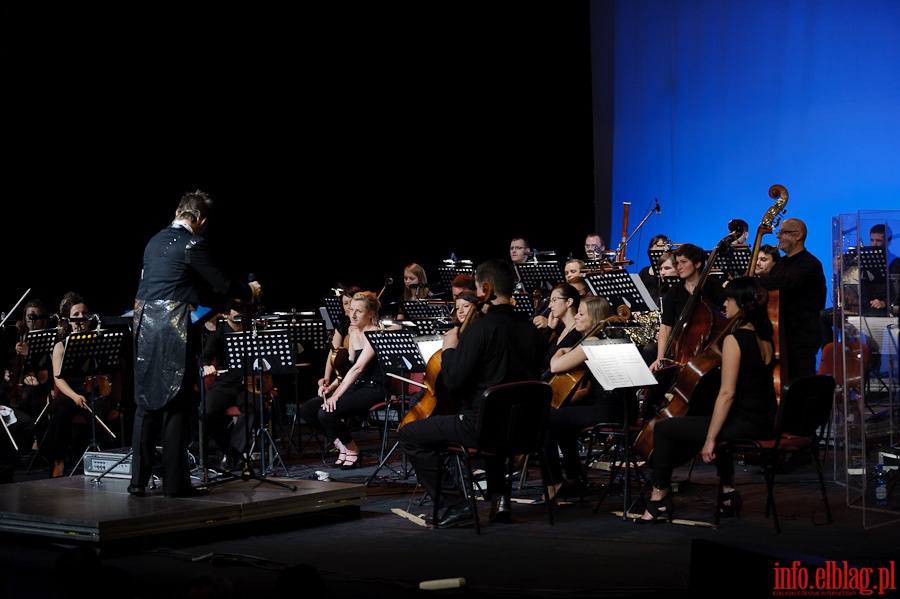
582, 338, 657, 391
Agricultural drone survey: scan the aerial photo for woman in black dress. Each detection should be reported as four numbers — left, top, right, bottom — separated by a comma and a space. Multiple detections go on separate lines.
637, 276, 776, 523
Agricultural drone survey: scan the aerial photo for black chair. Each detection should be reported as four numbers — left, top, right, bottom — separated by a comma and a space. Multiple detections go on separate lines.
434, 380, 554, 534
714, 374, 837, 532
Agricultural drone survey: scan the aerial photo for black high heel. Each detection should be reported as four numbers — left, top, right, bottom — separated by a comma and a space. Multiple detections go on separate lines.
634, 494, 675, 524
719, 490, 742, 517
340, 452, 361, 470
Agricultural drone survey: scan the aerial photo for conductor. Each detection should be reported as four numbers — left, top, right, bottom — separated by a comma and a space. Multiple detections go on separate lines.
129, 190, 261, 498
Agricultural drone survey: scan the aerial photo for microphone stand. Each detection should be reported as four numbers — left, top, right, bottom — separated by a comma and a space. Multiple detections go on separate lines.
621, 204, 661, 262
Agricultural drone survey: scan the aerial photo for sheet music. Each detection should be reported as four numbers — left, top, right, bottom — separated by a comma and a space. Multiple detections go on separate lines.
582, 340, 658, 391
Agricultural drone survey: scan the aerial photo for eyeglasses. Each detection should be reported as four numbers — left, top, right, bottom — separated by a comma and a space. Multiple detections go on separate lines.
549, 296, 565, 302
510, 246, 525, 251
776, 229, 799, 236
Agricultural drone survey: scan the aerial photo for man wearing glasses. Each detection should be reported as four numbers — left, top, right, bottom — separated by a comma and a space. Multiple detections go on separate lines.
759, 218, 827, 380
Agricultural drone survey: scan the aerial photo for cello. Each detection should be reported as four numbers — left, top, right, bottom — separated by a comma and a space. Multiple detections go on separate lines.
545, 304, 631, 409
398, 282, 492, 429
634, 186, 790, 460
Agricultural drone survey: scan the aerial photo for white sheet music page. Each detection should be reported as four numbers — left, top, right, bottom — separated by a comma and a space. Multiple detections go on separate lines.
582, 341, 658, 391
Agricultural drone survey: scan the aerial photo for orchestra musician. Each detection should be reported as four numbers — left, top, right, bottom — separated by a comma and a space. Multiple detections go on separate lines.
541, 294, 638, 503
401, 263, 433, 301
449, 274, 476, 300
1, 304, 38, 482
564, 259, 586, 285
7, 299, 54, 444
650, 243, 726, 373
638, 234, 673, 305
584, 232, 606, 261
640, 250, 676, 368
298, 291, 387, 470
397, 259, 544, 528
532, 283, 580, 352
730, 219, 750, 245
754, 244, 780, 277
758, 217, 826, 379
636, 277, 776, 523
318, 286, 362, 392
509, 236, 532, 266
200, 297, 255, 471
130, 190, 261, 498
49, 292, 111, 478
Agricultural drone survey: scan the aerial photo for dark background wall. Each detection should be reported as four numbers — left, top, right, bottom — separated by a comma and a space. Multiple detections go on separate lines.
3, 4, 603, 321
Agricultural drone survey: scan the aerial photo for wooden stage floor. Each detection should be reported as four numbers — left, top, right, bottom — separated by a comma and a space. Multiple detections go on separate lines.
0, 473, 366, 544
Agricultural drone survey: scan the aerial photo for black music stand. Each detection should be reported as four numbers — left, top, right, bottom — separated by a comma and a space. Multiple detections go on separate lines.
58, 329, 124, 478
322, 296, 344, 331
400, 301, 448, 319
585, 270, 658, 313
709, 244, 752, 278
406, 317, 452, 337
283, 317, 328, 458
516, 262, 564, 293
437, 263, 475, 289
363, 330, 427, 485
511, 292, 538, 319
224, 327, 297, 490
848, 246, 888, 282
21, 328, 56, 428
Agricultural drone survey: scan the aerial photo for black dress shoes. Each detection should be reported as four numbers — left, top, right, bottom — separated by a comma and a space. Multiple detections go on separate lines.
164, 486, 210, 499
489, 495, 512, 523
127, 484, 145, 497
437, 502, 477, 529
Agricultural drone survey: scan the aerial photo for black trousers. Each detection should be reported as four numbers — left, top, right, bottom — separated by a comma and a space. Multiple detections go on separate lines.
131, 390, 196, 495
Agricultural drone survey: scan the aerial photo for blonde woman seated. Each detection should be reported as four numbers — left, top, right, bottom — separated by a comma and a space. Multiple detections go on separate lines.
541, 295, 638, 502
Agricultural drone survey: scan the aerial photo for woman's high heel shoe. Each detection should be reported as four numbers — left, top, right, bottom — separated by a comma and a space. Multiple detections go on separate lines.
719, 490, 742, 518
340, 452, 360, 470
635, 494, 675, 524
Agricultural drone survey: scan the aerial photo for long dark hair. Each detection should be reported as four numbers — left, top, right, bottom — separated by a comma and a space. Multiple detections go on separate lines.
724, 277, 773, 340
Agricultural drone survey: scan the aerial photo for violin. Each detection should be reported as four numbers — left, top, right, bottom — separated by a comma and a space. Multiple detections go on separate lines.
398, 281, 493, 429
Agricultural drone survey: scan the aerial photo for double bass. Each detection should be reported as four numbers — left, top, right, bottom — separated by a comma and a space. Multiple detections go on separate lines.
398, 282, 492, 429
633, 185, 790, 461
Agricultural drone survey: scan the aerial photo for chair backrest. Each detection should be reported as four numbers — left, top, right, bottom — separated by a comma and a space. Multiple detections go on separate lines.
777, 374, 837, 439
474, 380, 552, 456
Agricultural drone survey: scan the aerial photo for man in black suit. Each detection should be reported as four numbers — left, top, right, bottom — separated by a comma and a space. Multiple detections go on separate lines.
129, 190, 261, 498
398, 259, 544, 528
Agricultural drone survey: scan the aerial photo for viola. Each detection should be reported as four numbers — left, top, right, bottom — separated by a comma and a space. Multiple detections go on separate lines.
398, 281, 493, 429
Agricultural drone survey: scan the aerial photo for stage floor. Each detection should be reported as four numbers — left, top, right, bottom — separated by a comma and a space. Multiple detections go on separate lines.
0, 473, 366, 543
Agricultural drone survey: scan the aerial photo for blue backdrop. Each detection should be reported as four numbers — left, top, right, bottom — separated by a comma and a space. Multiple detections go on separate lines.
600, 0, 900, 308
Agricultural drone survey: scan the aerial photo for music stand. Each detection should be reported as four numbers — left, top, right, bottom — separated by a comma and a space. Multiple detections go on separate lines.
848, 246, 888, 282
406, 317, 452, 337
709, 245, 752, 278
282, 317, 328, 457
322, 296, 344, 331
516, 262, 564, 293
585, 270, 658, 313
363, 330, 427, 484
512, 292, 537, 319
223, 327, 297, 491
58, 329, 124, 478
400, 301, 448, 319
437, 264, 475, 289
21, 328, 56, 427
